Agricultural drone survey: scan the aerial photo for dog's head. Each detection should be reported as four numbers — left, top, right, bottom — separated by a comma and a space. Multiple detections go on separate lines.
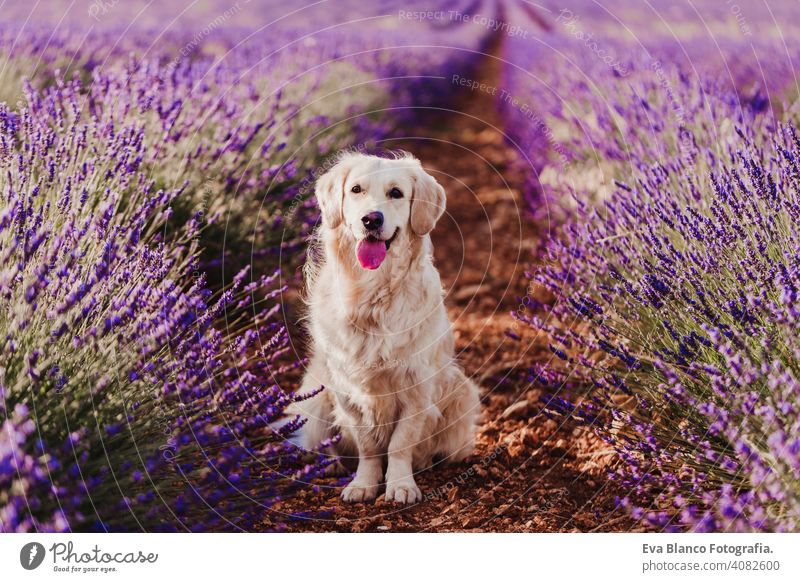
315, 152, 445, 270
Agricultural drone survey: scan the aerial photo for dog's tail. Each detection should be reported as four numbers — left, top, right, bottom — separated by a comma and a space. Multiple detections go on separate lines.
269, 411, 306, 449
269, 387, 329, 453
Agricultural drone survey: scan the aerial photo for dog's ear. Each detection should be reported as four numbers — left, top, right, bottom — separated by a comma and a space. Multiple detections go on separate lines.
315, 155, 357, 228
410, 164, 446, 236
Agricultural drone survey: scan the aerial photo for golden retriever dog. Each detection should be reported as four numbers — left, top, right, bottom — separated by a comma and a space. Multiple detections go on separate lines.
289, 151, 479, 504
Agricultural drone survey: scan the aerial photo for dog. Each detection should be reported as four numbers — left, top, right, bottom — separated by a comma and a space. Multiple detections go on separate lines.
289, 151, 480, 504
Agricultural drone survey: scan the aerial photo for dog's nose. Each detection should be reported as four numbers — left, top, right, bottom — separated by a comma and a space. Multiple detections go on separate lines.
361, 211, 384, 231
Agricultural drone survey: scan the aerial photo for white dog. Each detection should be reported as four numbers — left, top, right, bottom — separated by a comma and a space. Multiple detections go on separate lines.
289, 151, 479, 504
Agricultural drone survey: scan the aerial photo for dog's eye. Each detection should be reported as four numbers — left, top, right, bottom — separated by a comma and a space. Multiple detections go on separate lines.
388, 187, 403, 199
351, 184, 362, 194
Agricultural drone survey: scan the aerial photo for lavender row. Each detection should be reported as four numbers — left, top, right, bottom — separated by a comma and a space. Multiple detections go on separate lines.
0, 85, 339, 530
503, 2, 800, 531
499, 0, 800, 218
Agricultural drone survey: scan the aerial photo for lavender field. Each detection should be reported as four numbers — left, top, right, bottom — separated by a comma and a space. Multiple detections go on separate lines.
1, 0, 799, 533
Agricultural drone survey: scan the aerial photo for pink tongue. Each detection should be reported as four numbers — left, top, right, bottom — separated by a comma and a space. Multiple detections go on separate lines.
356, 239, 387, 270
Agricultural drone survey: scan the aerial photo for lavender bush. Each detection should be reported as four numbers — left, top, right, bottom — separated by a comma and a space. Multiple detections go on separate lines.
507, 2, 800, 531
0, 77, 344, 531
528, 121, 800, 531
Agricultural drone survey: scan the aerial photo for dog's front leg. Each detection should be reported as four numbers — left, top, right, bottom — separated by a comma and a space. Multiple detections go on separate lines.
341, 433, 383, 503
384, 405, 426, 504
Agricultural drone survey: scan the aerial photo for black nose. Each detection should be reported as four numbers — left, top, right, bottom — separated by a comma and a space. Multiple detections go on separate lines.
361, 211, 384, 231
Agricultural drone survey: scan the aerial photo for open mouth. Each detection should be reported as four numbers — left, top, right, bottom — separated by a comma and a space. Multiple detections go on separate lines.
365, 227, 399, 250
356, 228, 399, 270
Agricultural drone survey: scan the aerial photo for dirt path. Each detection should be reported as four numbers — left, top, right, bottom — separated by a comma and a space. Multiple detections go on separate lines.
266, 34, 636, 533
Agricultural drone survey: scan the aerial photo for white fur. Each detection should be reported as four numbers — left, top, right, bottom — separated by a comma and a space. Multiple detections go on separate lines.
289, 151, 480, 504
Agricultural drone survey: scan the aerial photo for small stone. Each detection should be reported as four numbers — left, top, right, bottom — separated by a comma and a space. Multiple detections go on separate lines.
447, 487, 459, 503
501, 400, 529, 419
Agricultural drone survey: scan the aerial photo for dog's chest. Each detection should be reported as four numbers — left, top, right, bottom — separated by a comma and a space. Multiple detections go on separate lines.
320, 303, 419, 369
313, 285, 434, 381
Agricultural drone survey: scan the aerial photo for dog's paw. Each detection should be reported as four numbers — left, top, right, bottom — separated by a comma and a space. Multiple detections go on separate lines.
341, 480, 380, 503
384, 477, 422, 504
